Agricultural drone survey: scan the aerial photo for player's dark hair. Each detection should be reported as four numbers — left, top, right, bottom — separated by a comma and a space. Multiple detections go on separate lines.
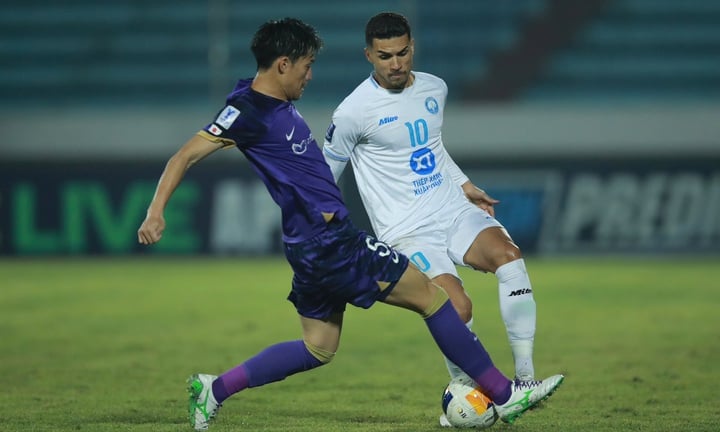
365, 12, 411, 47
251, 18, 323, 70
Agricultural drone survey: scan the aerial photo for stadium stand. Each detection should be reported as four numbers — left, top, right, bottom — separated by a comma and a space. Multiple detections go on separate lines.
0, 1, 211, 106
522, 0, 720, 102
0, 0, 544, 106
411, 1, 547, 99
1, 1, 716, 105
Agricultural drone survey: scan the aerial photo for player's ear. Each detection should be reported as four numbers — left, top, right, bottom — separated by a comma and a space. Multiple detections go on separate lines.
277, 56, 290, 74
364, 47, 371, 64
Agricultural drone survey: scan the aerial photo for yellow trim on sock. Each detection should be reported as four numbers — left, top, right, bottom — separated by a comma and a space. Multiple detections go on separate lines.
422, 283, 449, 318
304, 341, 335, 364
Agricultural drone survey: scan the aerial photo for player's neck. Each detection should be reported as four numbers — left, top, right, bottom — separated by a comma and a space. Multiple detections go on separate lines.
251, 73, 288, 101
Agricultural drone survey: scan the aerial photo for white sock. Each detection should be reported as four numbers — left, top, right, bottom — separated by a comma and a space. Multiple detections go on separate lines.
496, 259, 536, 380
444, 318, 475, 380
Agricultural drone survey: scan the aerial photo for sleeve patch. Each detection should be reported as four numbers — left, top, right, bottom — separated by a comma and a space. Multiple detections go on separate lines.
208, 124, 223, 136
325, 122, 336, 142
216, 105, 241, 129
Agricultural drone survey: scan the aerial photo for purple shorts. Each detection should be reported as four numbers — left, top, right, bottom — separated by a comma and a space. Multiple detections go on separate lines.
284, 217, 409, 319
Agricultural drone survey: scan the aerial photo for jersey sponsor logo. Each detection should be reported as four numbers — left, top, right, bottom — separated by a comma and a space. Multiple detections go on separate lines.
378, 115, 399, 126
285, 126, 295, 141
509, 288, 533, 296
208, 124, 223, 136
410, 147, 436, 175
216, 105, 240, 129
292, 142, 307, 154
291, 134, 313, 155
325, 122, 336, 142
413, 172, 444, 196
425, 97, 439, 114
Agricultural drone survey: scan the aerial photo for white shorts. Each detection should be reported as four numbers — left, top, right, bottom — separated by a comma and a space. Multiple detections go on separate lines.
390, 200, 503, 280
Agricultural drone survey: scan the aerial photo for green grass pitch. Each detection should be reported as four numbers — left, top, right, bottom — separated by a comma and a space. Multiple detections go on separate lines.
1, 257, 719, 431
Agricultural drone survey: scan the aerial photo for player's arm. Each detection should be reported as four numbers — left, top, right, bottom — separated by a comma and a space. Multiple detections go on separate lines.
442, 146, 500, 216
323, 150, 348, 182
444, 147, 470, 187
322, 107, 360, 182
138, 133, 227, 245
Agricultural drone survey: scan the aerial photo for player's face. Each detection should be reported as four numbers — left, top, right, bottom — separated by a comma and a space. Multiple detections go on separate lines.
283, 54, 315, 101
365, 35, 414, 90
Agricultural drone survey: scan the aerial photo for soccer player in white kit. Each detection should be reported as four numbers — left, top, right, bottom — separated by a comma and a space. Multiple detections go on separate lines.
323, 12, 539, 426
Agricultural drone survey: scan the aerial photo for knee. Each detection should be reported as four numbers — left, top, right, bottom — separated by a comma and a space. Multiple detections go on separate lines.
496, 243, 522, 268
467, 241, 523, 273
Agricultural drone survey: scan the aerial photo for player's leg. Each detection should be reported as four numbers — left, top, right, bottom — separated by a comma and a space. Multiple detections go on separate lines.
215, 312, 341, 401
396, 236, 475, 381
399, 234, 472, 321
433, 274, 472, 323
433, 273, 474, 376
382, 264, 513, 402
331, 227, 509, 403
188, 226, 346, 432
463, 226, 536, 381
188, 313, 341, 431
428, 273, 478, 427
382, 263, 563, 424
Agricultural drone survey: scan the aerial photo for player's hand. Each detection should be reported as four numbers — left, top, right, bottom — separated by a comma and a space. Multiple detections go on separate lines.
137, 213, 166, 245
464, 185, 499, 218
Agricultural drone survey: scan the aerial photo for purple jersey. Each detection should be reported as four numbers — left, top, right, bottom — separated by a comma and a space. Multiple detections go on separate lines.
203, 79, 349, 243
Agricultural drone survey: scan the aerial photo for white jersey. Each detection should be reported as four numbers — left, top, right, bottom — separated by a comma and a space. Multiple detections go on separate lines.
323, 72, 470, 242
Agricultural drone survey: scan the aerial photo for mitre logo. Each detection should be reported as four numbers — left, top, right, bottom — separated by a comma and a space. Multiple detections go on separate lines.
379, 116, 398, 126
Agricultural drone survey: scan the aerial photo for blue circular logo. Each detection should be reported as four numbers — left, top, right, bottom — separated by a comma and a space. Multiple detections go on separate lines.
410, 147, 436, 175
425, 97, 439, 114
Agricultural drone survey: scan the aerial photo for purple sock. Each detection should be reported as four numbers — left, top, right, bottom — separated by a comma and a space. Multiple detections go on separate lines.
477, 367, 512, 405
212, 373, 239, 404
212, 340, 324, 404
424, 301, 511, 402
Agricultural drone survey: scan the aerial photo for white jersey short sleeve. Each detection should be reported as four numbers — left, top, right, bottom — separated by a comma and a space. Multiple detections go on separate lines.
323, 72, 469, 242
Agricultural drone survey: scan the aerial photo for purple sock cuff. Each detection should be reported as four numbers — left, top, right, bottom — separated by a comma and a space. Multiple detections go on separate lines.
215, 364, 249, 403
477, 367, 512, 404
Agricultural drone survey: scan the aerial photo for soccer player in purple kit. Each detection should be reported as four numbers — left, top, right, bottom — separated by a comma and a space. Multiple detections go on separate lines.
137, 18, 563, 431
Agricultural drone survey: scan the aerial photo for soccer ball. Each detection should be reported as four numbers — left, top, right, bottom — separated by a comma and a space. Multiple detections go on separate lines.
441, 376, 498, 429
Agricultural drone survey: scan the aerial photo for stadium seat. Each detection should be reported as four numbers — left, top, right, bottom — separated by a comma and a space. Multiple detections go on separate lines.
524, 0, 720, 101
